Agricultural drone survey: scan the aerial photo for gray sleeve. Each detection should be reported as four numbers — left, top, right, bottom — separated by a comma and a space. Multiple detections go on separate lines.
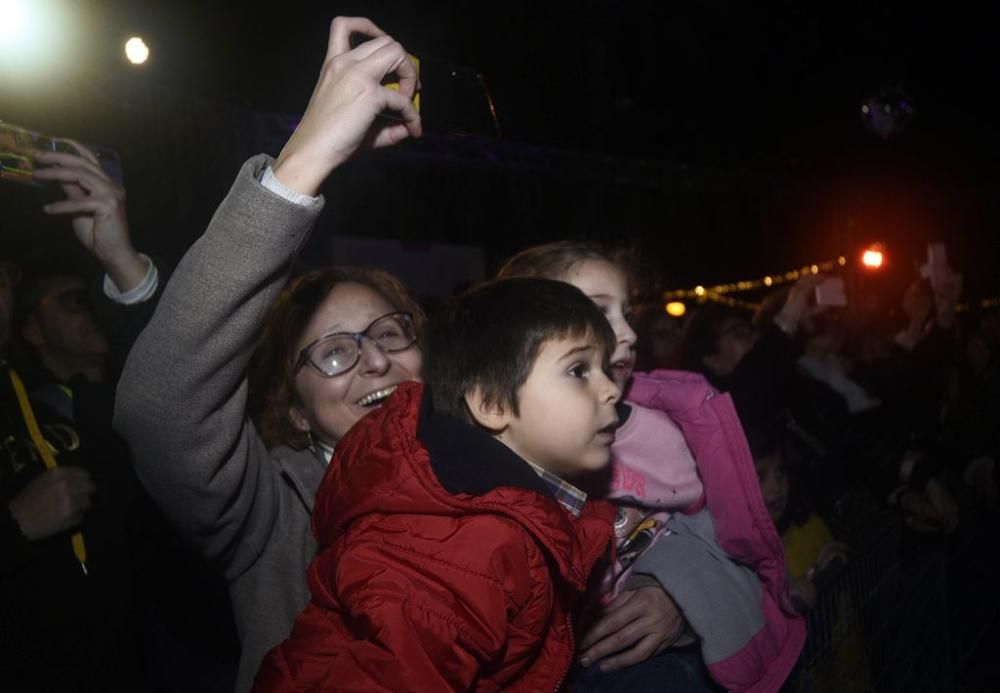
628, 509, 765, 664
113, 154, 324, 579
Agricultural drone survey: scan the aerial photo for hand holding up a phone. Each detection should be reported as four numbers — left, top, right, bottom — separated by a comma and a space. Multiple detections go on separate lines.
814, 277, 847, 308
272, 16, 422, 197
32, 140, 148, 294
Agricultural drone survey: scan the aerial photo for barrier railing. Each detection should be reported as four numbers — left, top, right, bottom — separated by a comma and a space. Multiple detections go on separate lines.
790, 509, 997, 692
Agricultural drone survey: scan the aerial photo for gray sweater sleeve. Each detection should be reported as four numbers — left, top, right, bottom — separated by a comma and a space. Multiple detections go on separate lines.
113, 155, 323, 579
628, 509, 765, 665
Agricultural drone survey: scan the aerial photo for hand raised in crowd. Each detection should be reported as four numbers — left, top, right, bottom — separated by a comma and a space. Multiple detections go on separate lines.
902, 279, 934, 337
272, 16, 422, 197
788, 574, 818, 613
8, 466, 96, 542
774, 272, 828, 334
923, 478, 959, 532
901, 478, 959, 534
32, 140, 147, 293
933, 267, 963, 330
811, 540, 850, 576
578, 585, 685, 671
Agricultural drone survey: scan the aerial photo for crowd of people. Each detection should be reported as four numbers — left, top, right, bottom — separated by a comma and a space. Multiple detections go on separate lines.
2, 15, 997, 693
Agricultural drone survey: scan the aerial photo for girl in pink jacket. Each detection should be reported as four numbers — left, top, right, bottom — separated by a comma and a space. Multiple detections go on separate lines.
500, 243, 806, 693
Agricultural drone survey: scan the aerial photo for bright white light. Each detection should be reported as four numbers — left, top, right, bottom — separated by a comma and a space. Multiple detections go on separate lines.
0, 0, 76, 87
0, 0, 30, 44
125, 36, 149, 64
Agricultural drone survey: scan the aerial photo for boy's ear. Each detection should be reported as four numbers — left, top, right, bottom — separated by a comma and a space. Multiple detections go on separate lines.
463, 388, 511, 433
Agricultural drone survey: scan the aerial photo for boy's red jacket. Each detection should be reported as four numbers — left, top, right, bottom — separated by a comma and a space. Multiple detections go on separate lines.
254, 382, 616, 692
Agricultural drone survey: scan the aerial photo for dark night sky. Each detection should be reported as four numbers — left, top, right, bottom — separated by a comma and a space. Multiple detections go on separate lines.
102, 1, 1000, 165
4, 1, 1000, 298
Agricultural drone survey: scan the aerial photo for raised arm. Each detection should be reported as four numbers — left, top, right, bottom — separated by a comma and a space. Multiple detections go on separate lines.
112, 16, 422, 575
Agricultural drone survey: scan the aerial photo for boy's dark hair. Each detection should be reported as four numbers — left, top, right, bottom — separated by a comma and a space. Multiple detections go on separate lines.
424, 277, 616, 424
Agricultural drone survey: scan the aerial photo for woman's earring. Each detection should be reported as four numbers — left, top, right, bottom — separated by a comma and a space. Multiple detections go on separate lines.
307, 431, 318, 454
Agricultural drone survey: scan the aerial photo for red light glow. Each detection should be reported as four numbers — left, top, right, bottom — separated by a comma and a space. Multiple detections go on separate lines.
862, 249, 884, 268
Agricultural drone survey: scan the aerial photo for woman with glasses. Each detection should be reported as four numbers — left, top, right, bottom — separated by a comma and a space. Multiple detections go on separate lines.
114, 16, 423, 691
248, 270, 423, 457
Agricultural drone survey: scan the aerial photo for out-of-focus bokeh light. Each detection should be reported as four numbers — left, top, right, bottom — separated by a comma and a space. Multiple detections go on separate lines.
861, 86, 914, 140
694, 285, 706, 297
0, 1, 78, 91
862, 247, 885, 269
125, 36, 149, 65
1, 0, 34, 50
665, 301, 686, 317
0, 0, 28, 42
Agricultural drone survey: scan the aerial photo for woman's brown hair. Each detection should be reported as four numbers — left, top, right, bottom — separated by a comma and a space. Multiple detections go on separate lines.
248, 266, 426, 451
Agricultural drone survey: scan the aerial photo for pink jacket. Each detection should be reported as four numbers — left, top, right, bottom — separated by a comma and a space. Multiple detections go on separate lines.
626, 370, 806, 693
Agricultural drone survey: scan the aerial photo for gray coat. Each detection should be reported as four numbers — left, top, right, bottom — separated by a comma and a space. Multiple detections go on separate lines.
114, 155, 327, 691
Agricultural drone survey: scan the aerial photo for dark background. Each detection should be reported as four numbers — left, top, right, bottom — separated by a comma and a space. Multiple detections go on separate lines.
2, 1, 999, 304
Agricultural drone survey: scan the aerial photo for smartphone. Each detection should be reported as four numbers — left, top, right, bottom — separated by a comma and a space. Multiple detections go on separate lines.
0, 121, 124, 186
347, 34, 499, 137
0, 122, 67, 186
348, 33, 421, 113
814, 277, 847, 307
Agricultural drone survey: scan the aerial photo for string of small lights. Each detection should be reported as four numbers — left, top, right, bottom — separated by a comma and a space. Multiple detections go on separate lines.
657, 253, 998, 315
658, 257, 849, 316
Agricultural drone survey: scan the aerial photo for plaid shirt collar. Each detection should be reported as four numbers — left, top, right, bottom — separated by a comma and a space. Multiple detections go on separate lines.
522, 460, 588, 517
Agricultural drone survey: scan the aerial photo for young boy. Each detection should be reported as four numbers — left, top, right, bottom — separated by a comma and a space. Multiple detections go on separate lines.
254, 277, 621, 691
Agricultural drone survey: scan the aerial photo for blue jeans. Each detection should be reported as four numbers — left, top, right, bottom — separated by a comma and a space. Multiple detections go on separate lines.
569, 644, 718, 693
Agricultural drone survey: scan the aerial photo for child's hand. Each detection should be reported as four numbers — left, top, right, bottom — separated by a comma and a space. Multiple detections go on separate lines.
812, 541, 849, 575
788, 575, 817, 613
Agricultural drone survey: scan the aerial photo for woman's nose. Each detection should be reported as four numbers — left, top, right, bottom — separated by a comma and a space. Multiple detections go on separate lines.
356, 337, 391, 375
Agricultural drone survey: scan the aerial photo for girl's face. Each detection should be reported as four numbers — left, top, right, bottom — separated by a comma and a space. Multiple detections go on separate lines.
755, 452, 789, 524
562, 260, 637, 389
289, 282, 423, 447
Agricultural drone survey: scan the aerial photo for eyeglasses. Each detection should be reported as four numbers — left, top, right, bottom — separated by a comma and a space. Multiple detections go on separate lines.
295, 312, 417, 378
39, 287, 92, 314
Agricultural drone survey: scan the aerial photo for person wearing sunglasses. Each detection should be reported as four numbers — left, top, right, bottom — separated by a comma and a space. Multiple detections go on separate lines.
114, 16, 425, 691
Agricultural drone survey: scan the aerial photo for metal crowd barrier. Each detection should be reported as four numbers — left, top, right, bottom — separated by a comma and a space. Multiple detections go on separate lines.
789, 508, 998, 692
